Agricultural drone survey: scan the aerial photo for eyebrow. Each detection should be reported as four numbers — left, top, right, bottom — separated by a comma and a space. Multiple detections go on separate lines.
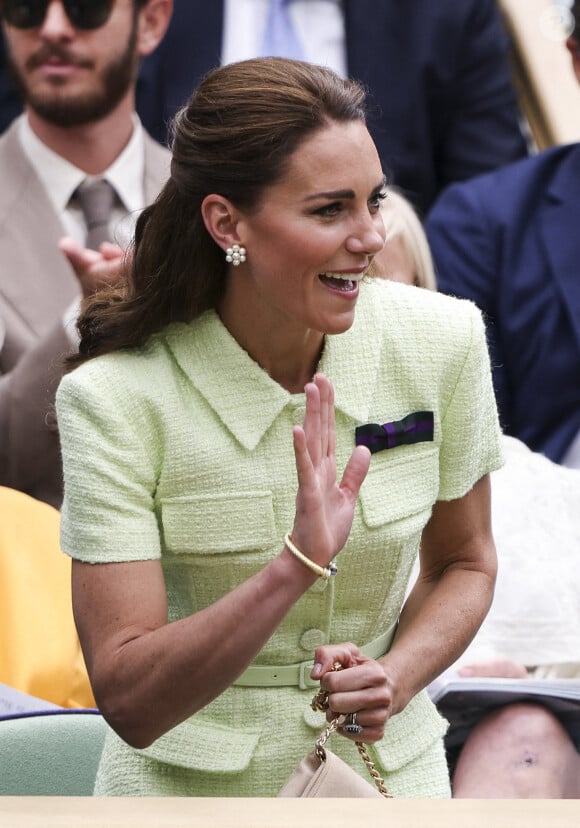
303, 177, 387, 202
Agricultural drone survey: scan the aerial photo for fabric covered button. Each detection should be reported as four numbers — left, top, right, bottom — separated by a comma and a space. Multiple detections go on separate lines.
303, 707, 327, 730
299, 628, 326, 652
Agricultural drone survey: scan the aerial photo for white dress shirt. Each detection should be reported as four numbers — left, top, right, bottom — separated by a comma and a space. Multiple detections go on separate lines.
18, 116, 146, 343
19, 115, 145, 250
222, 0, 347, 77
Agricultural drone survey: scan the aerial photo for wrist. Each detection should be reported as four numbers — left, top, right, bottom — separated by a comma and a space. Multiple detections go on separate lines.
275, 542, 319, 589
284, 533, 338, 580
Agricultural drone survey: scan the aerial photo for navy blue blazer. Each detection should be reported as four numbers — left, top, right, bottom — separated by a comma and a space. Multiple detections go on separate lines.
426, 144, 580, 463
0, 0, 526, 213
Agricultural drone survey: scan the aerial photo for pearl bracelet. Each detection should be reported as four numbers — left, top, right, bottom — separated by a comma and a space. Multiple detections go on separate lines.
284, 533, 338, 580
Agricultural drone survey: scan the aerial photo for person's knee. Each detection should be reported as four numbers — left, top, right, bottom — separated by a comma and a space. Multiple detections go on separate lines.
453, 702, 580, 798
480, 703, 569, 755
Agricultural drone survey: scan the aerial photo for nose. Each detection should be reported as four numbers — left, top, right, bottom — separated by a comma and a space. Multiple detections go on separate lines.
39, 1, 76, 40
346, 211, 386, 257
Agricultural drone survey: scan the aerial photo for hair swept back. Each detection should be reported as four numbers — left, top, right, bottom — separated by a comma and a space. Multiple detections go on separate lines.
71, 57, 367, 366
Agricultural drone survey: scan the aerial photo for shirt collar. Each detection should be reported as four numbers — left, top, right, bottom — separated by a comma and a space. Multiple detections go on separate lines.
18, 114, 145, 214
104, 116, 145, 214
161, 281, 383, 451
19, 116, 85, 213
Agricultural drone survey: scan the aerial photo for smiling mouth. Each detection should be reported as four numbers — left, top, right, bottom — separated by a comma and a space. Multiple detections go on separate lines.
319, 272, 364, 291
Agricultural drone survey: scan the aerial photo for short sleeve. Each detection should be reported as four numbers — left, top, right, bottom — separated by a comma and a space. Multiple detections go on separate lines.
56, 362, 162, 564
438, 302, 504, 500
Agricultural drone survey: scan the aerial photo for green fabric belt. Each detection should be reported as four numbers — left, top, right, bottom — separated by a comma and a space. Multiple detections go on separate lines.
233, 622, 398, 690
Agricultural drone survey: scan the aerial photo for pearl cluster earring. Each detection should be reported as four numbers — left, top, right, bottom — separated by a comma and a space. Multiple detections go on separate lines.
225, 244, 247, 266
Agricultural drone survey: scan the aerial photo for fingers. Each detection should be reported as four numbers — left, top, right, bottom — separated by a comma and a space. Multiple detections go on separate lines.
340, 444, 371, 499
293, 374, 337, 489
316, 373, 334, 460
339, 708, 389, 742
311, 649, 393, 744
303, 380, 322, 468
458, 658, 529, 679
59, 236, 125, 297
302, 374, 336, 465
59, 236, 102, 271
99, 242, 125, 260
311, 642, 360, 679
292, 424, 316, 497
291, 373, 367, 561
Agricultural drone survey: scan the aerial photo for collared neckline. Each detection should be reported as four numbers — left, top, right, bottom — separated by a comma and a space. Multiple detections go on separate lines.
161, 281, 384, 450
18, 114, 145, 216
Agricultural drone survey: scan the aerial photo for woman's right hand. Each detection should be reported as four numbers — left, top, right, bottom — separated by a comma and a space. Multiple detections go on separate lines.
290, 373, 370, 570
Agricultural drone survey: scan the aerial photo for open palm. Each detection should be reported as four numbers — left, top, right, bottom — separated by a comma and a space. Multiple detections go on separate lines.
291, 373, 370, 569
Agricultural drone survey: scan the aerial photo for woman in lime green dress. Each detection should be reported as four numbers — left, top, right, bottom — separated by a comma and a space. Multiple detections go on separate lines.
56, 58, 502, 797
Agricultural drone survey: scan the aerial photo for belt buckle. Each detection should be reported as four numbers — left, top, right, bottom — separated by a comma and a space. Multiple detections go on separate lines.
298, 660, 318, 690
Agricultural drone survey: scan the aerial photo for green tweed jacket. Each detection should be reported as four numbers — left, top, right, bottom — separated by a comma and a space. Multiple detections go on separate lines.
56, 278, 503, 797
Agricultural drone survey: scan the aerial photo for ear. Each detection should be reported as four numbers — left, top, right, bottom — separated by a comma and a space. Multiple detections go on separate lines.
201, 195, 245, 253
565, 36, 580, 83
137, 0, 173, 58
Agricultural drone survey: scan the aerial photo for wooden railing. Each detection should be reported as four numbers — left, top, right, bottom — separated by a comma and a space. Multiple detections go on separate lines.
500, 0, 580, 148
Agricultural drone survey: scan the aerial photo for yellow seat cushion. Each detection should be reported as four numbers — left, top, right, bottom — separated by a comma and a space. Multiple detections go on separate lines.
0, 487, 95, 709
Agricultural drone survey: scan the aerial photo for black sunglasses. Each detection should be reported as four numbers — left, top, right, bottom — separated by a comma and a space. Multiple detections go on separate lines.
1, 0, 114, 30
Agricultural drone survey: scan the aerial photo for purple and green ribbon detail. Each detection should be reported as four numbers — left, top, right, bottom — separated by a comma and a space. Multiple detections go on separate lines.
355, 411, 434, 454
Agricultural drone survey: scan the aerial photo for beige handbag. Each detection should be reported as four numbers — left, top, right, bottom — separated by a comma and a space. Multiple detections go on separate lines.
278, 713, 391, 798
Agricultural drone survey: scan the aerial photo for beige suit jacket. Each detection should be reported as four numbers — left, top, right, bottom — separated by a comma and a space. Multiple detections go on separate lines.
0, 117, 170, 507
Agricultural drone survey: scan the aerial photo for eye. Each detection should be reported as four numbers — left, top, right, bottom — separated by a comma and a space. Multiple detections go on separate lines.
369, 190, 387, 212
312, 201, 343, 217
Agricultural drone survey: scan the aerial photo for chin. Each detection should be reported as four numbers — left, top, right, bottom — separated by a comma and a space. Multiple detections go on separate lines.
320, 313, 356, 336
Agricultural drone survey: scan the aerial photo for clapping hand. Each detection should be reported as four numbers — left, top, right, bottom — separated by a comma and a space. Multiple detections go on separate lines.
59, 236, 127, 299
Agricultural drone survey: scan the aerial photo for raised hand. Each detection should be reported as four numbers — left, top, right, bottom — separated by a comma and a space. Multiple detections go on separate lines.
291, 373, 370, 571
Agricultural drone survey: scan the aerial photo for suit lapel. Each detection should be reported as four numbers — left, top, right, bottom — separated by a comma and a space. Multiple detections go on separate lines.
538, 147, 580, 350
0, 120, 169, 356
0, 119, 78, 339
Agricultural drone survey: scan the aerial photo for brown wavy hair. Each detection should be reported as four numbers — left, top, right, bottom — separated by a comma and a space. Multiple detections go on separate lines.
73, 58, 367, 365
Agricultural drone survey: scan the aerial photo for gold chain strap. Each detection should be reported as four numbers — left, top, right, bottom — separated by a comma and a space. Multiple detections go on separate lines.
354, 741, 391, 798
311, 664, 392, 798
314, 716, 342, 761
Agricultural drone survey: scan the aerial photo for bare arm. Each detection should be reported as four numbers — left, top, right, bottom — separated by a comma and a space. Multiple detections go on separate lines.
71, 374, 370, 748
385, 474, 498, 707
313, 475, 497, 743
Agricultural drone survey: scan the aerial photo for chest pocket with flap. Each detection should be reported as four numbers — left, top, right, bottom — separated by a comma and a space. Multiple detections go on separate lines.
160, 491, 277, 556
358, 446, 440, 528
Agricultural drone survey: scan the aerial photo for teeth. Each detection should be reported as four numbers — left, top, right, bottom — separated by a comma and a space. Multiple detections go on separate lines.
322, 272, 364, 282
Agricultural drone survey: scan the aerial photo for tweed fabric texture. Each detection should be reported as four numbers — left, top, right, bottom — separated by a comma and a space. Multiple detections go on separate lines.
56, 278, 503, 796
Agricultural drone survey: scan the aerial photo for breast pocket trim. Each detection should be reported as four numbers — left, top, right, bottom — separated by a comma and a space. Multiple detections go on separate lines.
359, 447, 439, 527
160, 491, 277, 554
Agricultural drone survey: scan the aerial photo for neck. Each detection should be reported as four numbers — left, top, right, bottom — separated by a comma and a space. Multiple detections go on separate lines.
219, 299, 324, 395
26, 94, 136, 175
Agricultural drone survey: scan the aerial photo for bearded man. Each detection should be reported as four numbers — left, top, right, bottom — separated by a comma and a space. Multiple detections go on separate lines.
0, 1, 172, 507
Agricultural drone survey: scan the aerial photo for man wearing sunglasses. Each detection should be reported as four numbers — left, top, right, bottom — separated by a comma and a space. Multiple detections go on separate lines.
0, 0, 173, 508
